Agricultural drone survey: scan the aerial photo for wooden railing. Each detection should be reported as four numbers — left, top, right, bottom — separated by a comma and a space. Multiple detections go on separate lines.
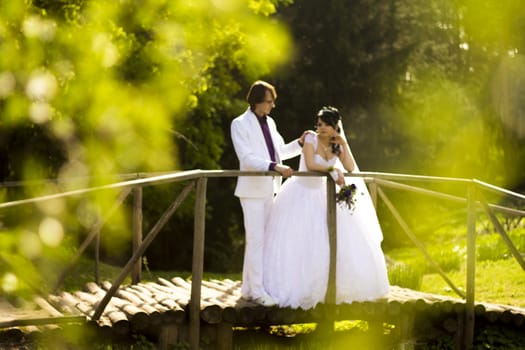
1, 170, 525, 350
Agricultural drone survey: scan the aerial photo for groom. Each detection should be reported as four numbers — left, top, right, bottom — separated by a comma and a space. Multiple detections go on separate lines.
231, 80, 304, 306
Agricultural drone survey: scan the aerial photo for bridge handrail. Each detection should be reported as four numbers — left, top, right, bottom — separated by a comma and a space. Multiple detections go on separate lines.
2, 170, 524, 208
1, 169, 524, 350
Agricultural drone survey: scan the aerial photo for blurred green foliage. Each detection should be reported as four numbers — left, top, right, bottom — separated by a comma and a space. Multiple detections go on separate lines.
272, 0, 525, 186
1, 0, 525, 296
1, 3, 524, 350
0, 0, 293, 293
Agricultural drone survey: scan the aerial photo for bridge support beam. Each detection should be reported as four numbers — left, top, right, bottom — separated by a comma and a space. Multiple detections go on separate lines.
189, 177, 208, 350
131, 186, 143, 284
463, 184, 476, 349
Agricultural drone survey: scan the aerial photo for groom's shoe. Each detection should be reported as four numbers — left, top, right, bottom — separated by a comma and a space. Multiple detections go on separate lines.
253, 293, 276, 307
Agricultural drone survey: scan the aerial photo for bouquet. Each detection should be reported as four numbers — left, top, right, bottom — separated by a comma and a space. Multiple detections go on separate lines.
336, 183, 357, 211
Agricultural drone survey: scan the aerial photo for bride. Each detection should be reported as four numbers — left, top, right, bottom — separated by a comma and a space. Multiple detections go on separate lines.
263, 106, 389, 309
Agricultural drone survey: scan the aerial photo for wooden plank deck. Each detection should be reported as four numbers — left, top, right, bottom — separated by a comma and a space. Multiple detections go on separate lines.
1, 278, 525, 348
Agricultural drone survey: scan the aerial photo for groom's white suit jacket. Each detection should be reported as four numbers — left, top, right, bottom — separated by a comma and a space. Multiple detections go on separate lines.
231, 108, 302, 198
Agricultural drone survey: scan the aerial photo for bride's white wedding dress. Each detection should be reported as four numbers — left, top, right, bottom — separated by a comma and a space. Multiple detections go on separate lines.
263, 134, 389, 309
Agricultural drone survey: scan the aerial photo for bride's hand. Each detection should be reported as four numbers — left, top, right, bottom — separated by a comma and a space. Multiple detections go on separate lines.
335, 168, 345, 186
330, 135, 347, 146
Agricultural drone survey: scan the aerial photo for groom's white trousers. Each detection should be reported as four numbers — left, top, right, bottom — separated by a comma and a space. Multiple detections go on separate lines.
239, 196, 273, 300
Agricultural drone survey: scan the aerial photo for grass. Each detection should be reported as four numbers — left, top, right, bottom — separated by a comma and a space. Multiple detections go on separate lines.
421, 258, 525, 307
5, 217, 524, 349
58, 257, 524, 310
386, 219, 525, 308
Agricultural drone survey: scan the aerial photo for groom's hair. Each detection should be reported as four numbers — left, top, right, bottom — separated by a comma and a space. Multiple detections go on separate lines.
246, 80, 277, 109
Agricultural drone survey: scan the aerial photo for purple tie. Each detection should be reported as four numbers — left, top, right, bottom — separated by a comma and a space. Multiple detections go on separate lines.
257, 115, 276, 162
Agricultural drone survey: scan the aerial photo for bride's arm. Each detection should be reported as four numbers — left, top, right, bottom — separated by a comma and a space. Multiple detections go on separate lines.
333, 135, 356, 172
304, 139, 346, 185
303, 142, 335, 172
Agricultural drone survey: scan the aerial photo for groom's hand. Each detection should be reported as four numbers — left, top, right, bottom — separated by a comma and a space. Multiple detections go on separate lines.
299, 130, 316, 145
274, 164, 293, 178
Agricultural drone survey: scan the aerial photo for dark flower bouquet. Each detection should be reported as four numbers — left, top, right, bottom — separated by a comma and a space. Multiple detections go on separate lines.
336, 183, 358, 211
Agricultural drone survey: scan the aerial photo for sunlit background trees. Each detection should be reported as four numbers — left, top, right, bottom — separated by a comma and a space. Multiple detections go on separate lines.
0, 0, 294, 293
1, 0, 524, 295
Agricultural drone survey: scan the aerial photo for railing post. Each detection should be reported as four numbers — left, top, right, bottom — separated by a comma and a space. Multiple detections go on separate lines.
131, 186, 143, 284
464, 182, 476, 349
325, 176, 337, 305
92, 182, 194, 321
189, 177, 207, 350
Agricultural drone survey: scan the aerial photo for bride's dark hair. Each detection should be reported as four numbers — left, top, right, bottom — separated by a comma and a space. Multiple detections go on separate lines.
317, 106, 342, 155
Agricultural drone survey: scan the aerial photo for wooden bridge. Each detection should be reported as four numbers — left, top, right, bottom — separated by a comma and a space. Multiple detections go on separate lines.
2, 277, 525, 349
1, 170, 524, 349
